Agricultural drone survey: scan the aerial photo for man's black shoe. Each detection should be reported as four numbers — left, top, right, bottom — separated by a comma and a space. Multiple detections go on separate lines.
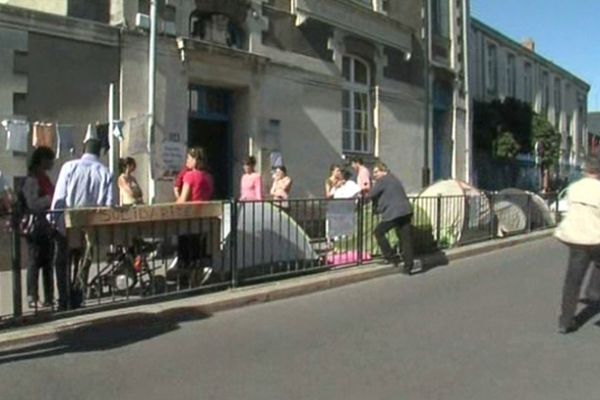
558, 319, 577, 334
400, 264, 412, 275
382, 257, 399, 267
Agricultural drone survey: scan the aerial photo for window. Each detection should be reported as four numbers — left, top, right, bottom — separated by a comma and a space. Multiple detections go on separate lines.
431, 0, 450, 38
486, 44, 497, 93
342, 56, 372, 153
541, 71, 549, 115
506, 53, 516, 97
554, 77, 561, 129
189, 11, 244, 49
523, 62, 532, 103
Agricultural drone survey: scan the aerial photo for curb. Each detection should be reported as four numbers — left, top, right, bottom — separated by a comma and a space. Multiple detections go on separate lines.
0, 229, 553, 349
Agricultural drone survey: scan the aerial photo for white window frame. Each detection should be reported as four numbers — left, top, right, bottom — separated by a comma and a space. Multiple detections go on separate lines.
523, 62, 532, 103
554, 77, 562, 128
485, 43, 497, 93
541, 70, 549, 115
342, 55, 373, 154
506, 53, 516, 98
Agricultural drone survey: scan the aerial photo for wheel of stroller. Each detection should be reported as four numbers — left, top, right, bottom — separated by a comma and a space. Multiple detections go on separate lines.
110, 260, 138, 293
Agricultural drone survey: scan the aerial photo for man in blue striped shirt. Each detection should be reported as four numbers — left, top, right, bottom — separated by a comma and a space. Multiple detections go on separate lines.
51, 126, 113, 310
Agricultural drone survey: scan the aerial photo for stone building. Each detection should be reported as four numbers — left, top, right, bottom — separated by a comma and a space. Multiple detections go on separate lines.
0, 0, 471, 201
469, 18, 590, 179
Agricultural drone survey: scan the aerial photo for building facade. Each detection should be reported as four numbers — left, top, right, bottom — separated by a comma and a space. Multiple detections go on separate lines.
469, 18, 590, 180
0, 0, 470, 201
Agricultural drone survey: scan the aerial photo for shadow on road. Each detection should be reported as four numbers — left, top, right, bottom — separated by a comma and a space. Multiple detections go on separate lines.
412, 250, 450, 275
577, 302, 600, 330
0, 307, 211, 364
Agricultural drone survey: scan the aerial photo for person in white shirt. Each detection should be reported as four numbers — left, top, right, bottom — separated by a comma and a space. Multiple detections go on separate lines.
554, 155, 600, 334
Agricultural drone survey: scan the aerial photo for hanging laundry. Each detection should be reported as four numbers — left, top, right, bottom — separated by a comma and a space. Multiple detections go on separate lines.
32, 122, 56, 149
1, 119, 29, 153
95, 123, 110, 154
112, 120, 125, 141
56, 124, 76, 158
127, 115, 148, 156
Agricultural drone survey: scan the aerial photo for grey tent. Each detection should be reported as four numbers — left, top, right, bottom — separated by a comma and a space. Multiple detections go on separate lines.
418, 179, 493, 246
493, 188, 555, 236
216, 202, 318, 274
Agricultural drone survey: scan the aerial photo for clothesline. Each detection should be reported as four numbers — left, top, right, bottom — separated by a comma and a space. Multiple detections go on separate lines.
0, 115, 148, 158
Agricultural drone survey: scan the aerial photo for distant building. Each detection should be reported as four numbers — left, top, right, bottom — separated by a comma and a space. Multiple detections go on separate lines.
588, 112, 600, 155
469, 18, 590, 179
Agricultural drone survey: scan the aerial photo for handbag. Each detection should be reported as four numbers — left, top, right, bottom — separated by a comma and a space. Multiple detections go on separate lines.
20, 212, 54, 240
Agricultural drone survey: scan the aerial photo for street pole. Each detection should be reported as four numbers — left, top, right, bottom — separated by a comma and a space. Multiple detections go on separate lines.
422, 0, 431, 188
147, 0, 157, 204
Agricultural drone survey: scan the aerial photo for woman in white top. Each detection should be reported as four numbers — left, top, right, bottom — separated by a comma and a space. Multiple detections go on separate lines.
118, 157, 143, 205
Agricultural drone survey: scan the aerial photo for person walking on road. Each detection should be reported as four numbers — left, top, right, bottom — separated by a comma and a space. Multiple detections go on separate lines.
367, 162, 414, 275
554, 155, 600, 334
51, 125, 113, 310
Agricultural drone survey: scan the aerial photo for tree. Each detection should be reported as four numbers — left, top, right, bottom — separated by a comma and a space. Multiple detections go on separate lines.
493, 131, 520, 160
530, 113, 561, 192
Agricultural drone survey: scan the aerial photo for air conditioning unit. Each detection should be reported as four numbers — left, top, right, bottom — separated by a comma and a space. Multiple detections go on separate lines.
162, 21, 176, 36
135, 13, 150, 30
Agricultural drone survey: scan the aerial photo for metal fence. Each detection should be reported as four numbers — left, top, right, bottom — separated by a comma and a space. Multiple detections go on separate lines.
0, 192, 558, 326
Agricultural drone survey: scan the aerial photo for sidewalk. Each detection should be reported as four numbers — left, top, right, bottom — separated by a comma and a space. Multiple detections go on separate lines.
0, 229, 553, 349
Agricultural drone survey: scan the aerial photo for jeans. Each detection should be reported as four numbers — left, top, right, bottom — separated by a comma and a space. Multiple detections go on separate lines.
560, 244, 600, 327
26, 238, 54, 304
373, 214, 414, 268
54, 233, 71, 310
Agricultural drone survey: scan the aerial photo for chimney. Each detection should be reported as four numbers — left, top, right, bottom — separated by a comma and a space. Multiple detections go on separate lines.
522, 38, 535, 52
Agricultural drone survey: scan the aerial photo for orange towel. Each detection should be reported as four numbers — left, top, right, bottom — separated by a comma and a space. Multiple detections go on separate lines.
32, 123, 56, 149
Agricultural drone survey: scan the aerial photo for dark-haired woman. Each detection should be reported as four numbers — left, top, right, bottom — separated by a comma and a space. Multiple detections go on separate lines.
22, 146, 55, 309
176, 148, 213, 203
118, 157, 143, 205
239, 156, 263, 201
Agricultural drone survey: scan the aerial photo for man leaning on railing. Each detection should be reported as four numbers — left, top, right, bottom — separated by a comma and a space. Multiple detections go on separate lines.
366, 161, 416, 275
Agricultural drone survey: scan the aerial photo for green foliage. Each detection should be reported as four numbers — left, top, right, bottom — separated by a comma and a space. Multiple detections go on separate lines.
474, 97, 561, 165
493, 131, 521, 160
531, 113, 561, 168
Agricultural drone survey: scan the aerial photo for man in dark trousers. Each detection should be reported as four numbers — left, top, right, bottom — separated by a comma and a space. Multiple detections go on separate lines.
367, 162, 415, 275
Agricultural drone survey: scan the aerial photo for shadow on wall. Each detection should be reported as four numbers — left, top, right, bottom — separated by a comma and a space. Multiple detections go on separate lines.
0, 307, 211, 364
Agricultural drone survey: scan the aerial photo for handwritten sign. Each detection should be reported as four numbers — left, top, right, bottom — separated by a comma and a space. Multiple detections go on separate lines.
65, 202, 223, 229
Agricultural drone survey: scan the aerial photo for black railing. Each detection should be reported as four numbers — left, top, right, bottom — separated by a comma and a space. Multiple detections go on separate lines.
0, 191, 558, 326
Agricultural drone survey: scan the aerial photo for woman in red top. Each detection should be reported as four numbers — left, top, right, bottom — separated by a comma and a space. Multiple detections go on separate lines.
22, 146, 55, 309
174, 147, 214, 285
176, 147, 213, 203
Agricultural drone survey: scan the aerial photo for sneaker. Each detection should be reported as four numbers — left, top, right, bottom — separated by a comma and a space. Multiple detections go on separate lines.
199, 267, 213, 285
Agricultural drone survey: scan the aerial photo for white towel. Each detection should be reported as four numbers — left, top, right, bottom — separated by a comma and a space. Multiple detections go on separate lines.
1, 119, 29, 153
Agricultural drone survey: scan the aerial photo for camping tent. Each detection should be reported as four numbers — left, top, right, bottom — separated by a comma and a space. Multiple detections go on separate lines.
493, 188, 555, 236
418, 179, 493, 246
216, 202, 319, 277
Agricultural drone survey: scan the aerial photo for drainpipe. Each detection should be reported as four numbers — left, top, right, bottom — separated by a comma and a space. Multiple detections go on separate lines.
422, 0, 431, 187
462, 0, 472, 183
147, 0, 157, 204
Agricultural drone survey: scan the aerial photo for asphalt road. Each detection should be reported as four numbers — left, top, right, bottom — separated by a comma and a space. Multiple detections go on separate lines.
1, 238, 599, 400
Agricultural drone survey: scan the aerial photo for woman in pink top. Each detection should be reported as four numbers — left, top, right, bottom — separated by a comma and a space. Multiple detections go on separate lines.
176, 147, 214, 203
239, 156, 263, 201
